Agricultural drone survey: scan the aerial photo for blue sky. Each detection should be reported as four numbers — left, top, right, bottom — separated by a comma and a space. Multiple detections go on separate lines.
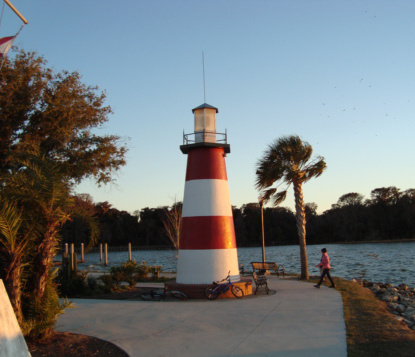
2, 1, 415, 214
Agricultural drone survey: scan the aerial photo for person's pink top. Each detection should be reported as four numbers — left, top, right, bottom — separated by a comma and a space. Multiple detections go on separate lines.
318, 253, 331, 269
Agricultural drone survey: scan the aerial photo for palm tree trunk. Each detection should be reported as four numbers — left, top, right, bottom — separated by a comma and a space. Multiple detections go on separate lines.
293, 180, 309, 279
3, 251, 24, 325
33, 224, 58, 301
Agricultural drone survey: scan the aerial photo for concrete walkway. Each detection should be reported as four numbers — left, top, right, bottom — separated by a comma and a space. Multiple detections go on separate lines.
56, 277, 347, 356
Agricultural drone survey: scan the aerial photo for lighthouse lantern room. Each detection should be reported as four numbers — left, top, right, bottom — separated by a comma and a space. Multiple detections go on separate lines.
193, 103, 217, 143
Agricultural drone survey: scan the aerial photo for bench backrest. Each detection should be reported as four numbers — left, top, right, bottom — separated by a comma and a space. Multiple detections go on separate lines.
251, 262, 278, 271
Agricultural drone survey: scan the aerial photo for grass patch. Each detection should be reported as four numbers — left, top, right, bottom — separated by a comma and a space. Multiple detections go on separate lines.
309, 276, 415, 356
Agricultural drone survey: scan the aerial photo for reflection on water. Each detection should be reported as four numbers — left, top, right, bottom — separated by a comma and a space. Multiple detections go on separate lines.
77, 242, 415, 288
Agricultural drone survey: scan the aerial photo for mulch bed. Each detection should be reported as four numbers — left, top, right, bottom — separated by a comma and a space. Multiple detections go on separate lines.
28, 332, 129, 357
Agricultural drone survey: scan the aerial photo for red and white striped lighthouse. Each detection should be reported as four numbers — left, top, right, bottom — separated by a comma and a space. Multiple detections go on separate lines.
177, 103, 240, 284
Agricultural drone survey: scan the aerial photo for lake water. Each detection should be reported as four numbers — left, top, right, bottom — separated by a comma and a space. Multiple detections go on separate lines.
77, 242, 415, 288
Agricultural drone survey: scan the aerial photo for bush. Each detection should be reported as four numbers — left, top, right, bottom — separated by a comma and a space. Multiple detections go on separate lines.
87, 276, 98, 290
23, 270, 72, 341
56, 259, 104, 297
99, 274, 119, 291
99, 260, 162, 291
57, 268, 88, 297
149, 265, 162, 278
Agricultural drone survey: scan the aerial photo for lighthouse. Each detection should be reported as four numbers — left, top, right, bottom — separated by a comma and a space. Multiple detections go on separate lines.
176, 103, 240, 284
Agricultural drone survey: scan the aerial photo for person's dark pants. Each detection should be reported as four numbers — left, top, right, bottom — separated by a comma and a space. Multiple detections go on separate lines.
317, 268, 335, 287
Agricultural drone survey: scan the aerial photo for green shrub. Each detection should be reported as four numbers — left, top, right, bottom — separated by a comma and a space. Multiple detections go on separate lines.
23, 270, 72, 341
133, 260, 150, 281
99, 260, 162, 291
87, 276, 98, 290
149, 265, 162, 278
99, 274, 118, 291
57, 268, 88, 297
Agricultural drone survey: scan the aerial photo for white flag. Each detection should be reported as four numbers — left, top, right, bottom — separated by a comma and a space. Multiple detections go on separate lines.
0, 36, 15, 58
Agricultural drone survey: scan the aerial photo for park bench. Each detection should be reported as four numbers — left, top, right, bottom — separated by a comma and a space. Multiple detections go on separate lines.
250, 262, 280, 295
251, 261, 281, 276
252, 271, 269, 294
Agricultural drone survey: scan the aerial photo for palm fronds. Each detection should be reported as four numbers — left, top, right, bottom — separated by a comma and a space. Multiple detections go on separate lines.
255, 135, 327, 279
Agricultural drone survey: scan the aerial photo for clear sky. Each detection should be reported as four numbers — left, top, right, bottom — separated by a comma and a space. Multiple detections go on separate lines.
2, 1, 415, 214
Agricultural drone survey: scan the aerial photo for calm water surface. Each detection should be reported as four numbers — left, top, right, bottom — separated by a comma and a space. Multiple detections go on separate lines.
77, 242, 415, 288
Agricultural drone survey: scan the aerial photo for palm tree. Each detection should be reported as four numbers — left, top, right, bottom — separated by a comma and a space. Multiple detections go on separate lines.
1, 152, 100, 338
256, 135, 326, 279
2, 153, 72, 299
0, 199, 36, 325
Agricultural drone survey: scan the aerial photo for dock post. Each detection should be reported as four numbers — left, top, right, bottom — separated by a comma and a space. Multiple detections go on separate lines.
70, 243, 75, 271
128, 243, 132, 261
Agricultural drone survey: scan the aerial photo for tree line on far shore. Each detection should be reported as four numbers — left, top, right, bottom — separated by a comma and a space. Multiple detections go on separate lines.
61, 185, 415, 249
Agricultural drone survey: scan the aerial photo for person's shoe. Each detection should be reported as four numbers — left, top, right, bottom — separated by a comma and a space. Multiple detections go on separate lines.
314, 285, 320, 288
329, 286, 335, 288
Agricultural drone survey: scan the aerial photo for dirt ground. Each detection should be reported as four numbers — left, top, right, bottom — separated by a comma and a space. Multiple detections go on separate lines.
28, 331, 129, 357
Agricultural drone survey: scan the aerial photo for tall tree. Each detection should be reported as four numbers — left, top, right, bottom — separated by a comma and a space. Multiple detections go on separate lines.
0, 49, 127, 185
60, 194, 100, 249
255, 135, 326, 279
334, 192, 365, 208
0, 48, 127, 338
161, 200, 182, 256
370, 186, 401, 205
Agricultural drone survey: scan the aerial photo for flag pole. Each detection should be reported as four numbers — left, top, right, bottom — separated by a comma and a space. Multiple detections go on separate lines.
4, 0, 28, 24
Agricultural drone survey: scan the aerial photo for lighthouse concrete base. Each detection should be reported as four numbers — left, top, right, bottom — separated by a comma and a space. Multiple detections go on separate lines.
165, 278, 252, 299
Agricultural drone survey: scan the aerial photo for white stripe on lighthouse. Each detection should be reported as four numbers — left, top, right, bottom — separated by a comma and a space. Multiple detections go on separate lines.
177, 249, 240, 284
182, 179, 232, 218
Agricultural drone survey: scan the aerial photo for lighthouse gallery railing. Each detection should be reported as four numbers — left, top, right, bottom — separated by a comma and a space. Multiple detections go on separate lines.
182, 130, 227, 145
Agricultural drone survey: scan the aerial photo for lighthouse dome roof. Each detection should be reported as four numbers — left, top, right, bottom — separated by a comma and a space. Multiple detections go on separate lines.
192, 103, 219, 113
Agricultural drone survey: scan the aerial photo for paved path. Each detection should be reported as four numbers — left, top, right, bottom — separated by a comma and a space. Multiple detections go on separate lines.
57, 277, 347, 356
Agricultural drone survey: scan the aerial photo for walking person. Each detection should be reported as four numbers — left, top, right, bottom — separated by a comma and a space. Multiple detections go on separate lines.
314, 248, 335, 288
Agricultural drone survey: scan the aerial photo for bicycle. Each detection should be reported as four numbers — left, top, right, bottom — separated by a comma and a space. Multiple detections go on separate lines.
204, 271, 244, 300
141, 289, 188, 301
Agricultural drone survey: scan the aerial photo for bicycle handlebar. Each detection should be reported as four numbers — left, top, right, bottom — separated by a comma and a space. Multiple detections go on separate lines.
214, 270, 232, 284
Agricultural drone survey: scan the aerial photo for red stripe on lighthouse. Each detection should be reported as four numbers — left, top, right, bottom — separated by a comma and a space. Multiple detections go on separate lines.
185, 147, 227, 181
180, 216, 236, 250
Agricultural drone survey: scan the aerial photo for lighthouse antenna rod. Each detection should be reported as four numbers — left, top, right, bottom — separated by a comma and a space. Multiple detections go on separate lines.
202, 51, 206, 103
4, 0, 28, 24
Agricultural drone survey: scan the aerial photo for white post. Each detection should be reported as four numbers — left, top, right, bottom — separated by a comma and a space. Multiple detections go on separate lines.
128, 243, 132, 261
70, 243, 75, 271
65, 243, 69, 255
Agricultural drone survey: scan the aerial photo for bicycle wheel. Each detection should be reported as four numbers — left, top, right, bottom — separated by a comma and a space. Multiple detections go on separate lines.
205, 287, 219, 300
141, 291, 163, 301
171, 291, 188, 301
231, 285, 244, 298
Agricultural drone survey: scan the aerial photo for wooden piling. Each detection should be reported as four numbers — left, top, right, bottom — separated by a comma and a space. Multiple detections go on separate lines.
128, 243, 132, 261
104, 243, 108, 267
70, 243, 75, 271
